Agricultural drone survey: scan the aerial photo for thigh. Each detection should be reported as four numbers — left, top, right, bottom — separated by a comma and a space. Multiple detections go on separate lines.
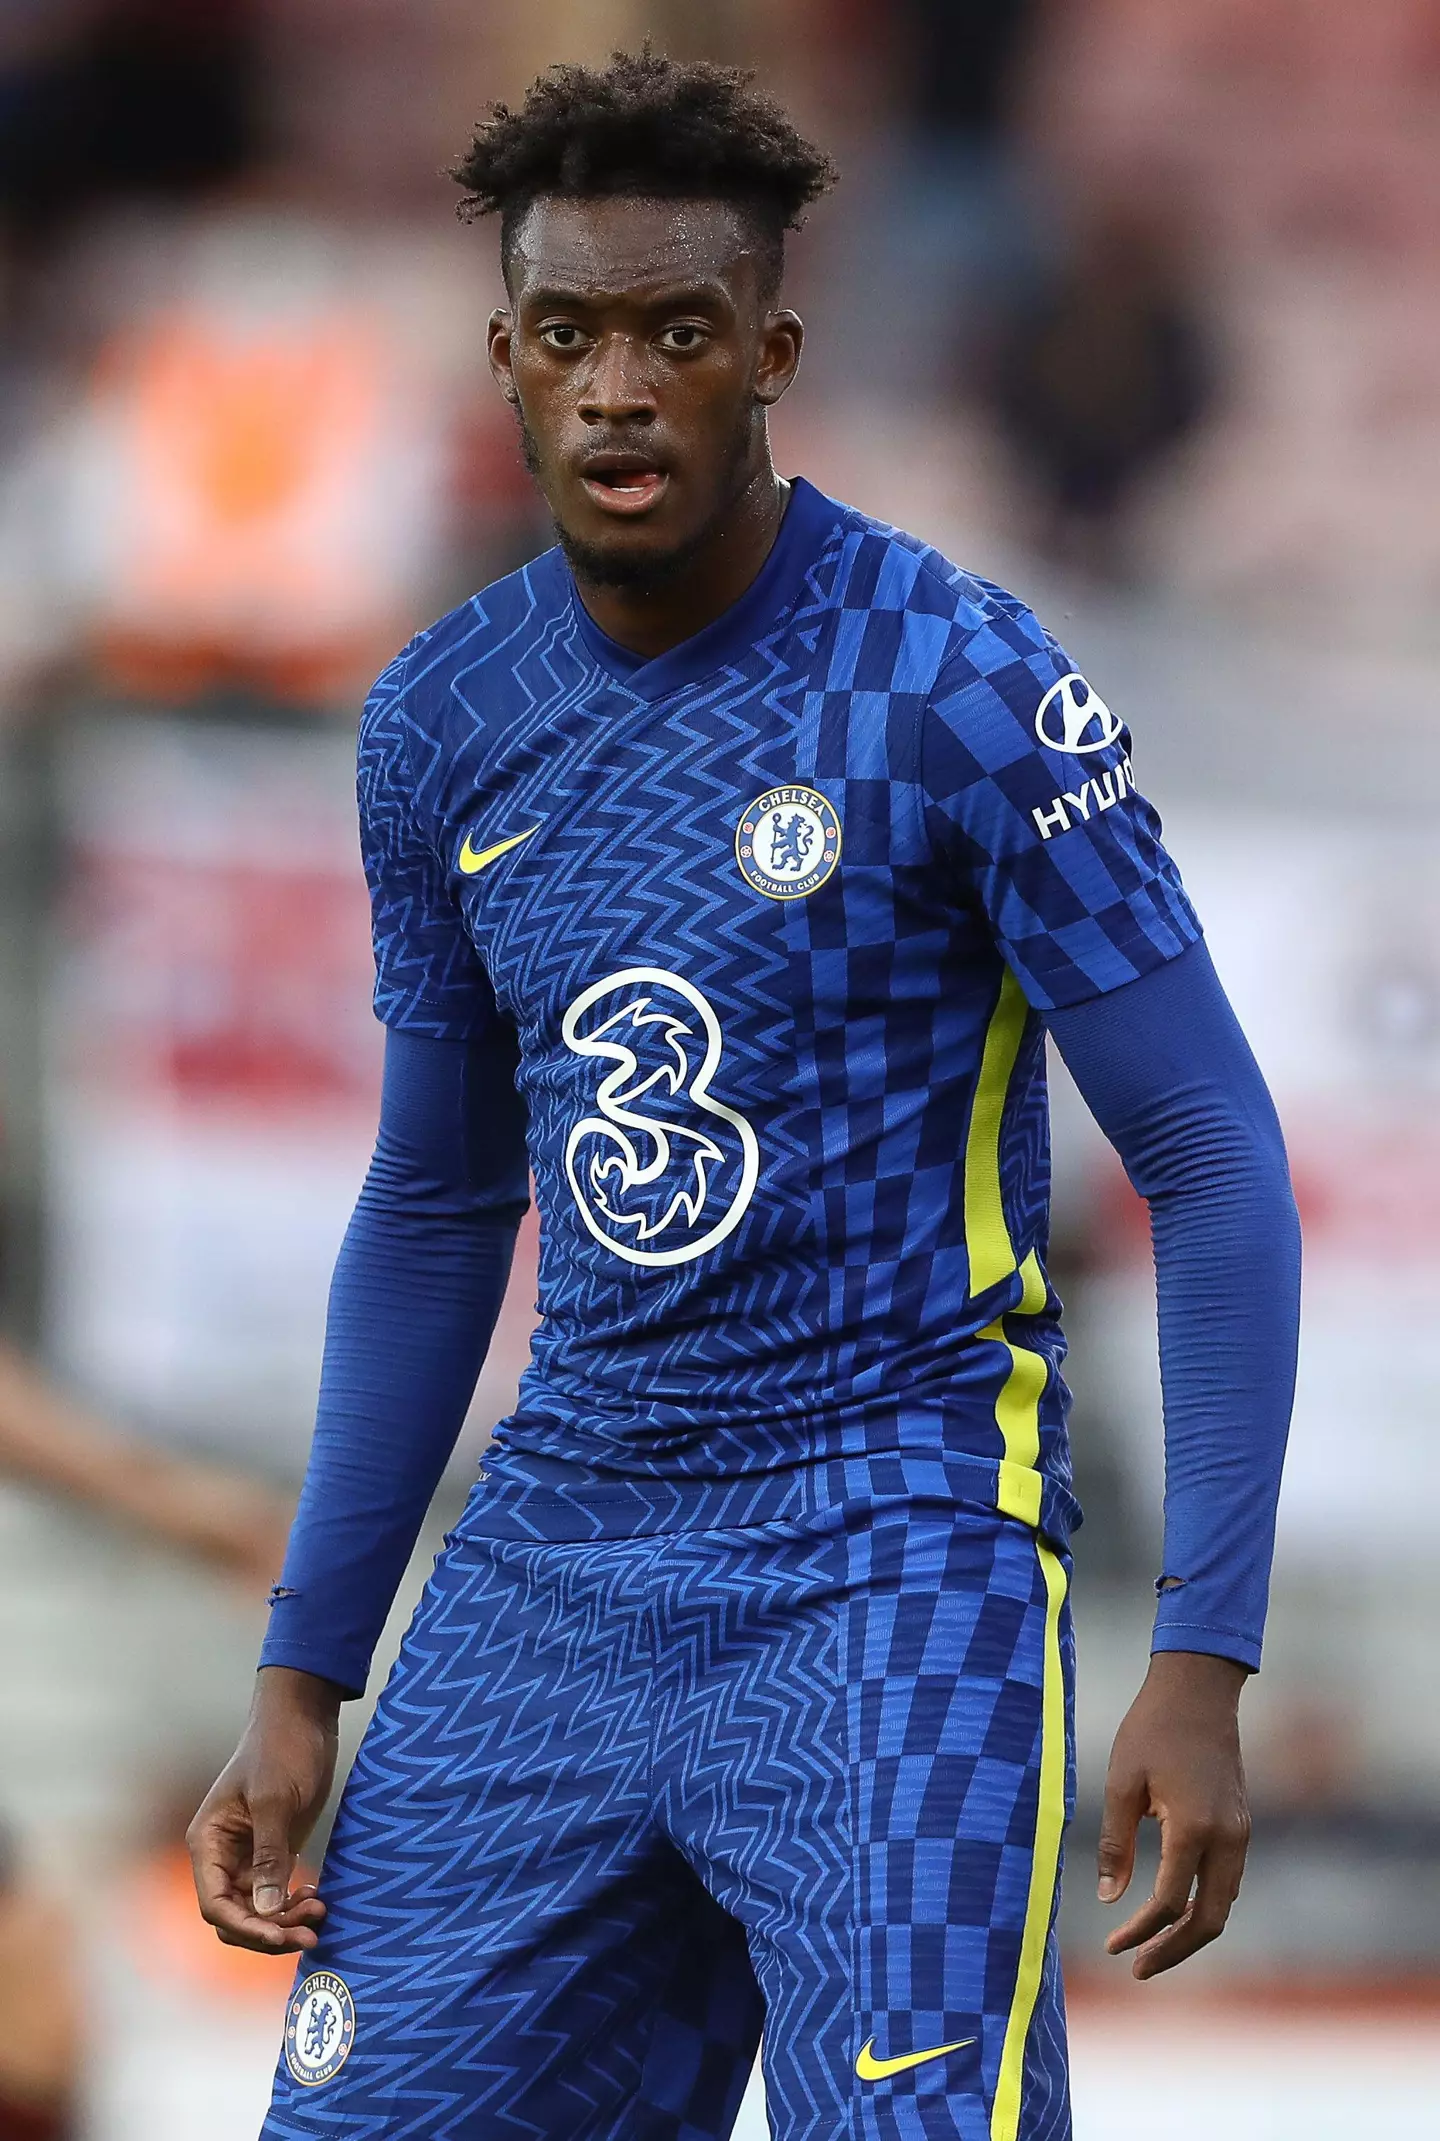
665, 1510, 1075, 2141
261, 1534, 760, 2141
649, 1522, 857, 2141
842, 1510, 1075, 2141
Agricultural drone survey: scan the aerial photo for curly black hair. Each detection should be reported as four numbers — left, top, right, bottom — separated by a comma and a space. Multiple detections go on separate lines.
451, 49, 837, 298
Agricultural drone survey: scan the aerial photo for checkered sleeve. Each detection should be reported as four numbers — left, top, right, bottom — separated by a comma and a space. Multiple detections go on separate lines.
921, 599, 1201, 1011
359, 643, 494, 1040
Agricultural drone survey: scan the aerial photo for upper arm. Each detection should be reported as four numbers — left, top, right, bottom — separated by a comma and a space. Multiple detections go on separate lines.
359, 647, 492, 1042
1045, 939, 1291, 1192
921, 605, 1201, 1010
368, 1025, 530, 1218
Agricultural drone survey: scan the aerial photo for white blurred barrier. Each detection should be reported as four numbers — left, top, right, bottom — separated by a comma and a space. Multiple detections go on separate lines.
1069, 2013, 1440, 2141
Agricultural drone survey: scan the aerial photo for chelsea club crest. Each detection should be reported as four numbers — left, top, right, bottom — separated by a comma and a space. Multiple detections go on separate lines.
736, 786, 841, 900
285, 1970, 356, 2087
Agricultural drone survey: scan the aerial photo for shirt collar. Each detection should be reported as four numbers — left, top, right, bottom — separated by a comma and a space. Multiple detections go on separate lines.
559, 476, 843, 700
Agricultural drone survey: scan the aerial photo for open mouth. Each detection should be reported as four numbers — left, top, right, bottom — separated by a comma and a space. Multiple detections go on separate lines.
579, 462, 670, 516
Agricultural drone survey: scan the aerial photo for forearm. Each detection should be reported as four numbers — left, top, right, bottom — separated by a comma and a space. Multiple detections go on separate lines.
261, 1029, 528, 1695
1050, 939, 1301, 1670
260, 1203, 517, 1692
1144, 1135, 1299, 1665
1117, 1130, 1296, 1672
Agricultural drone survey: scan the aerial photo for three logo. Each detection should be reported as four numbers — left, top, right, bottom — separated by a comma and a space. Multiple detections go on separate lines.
457, 792, 842, 1272
561, 968, 759, 1268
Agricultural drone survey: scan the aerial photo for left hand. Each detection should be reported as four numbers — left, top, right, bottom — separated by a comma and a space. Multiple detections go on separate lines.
1097, 1649, 1251, 1979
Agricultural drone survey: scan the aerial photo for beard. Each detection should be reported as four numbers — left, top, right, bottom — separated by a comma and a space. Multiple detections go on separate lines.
518, 411, 757, 593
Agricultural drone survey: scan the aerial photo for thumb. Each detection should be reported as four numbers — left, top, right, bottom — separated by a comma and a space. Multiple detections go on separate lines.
1097, 1764, 1145, 1905
249, 1797, 294, 1917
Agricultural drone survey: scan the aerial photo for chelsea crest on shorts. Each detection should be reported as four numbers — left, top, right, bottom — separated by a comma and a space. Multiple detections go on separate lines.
284, 1970, 356, 2087
736, 785, 841, 900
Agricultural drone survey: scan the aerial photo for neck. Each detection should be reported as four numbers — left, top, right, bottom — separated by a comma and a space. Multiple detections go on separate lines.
572, 460, 790, 661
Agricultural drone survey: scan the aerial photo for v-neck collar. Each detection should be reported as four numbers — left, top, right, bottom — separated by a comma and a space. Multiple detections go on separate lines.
553, 476, 843, 701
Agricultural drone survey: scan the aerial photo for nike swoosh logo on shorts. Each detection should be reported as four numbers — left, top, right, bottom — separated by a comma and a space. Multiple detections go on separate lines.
457, 826, 539, 875
854, 2036, 977, 2082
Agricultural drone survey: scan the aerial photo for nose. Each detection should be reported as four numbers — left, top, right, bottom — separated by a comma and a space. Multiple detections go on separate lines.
576, 331, 656, 426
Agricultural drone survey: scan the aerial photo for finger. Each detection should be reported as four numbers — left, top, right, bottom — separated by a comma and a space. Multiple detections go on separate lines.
197, 1867, 321, 1952
1105, 1821, 1203, 1955
190, 1815, 323, 1951
189, 1820, 253, 1928
1096, 1765, 1146, 1905
249, 1796, 297, 1917
274, 1882, 322, 1912
1132, 1823, 1249, 1980
270, 1895, 327, 1931
210, 1875, 321, 1948
213, 1911, 322, 1954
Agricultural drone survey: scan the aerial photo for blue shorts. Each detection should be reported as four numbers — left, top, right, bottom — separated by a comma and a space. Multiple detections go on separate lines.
261, 1501, 1074, 2140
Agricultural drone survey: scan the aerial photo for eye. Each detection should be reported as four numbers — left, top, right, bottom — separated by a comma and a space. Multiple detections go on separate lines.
656, 323, 708, 354
538, 323, 588, 351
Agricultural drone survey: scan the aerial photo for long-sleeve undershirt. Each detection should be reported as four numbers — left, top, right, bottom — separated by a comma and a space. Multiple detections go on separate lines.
259, 1024, 529, 1696
261, 937, 1299, 1694
1048, 939, 1300, 1669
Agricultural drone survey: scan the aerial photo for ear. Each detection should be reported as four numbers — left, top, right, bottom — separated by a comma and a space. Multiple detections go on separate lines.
755, 309, 804, 408
487, 308, 520, 406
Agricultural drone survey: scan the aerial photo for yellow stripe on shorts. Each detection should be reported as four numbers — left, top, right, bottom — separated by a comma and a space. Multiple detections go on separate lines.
990, 1540, 1068, 2141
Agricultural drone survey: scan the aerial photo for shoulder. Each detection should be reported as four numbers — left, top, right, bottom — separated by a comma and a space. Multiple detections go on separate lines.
360, 547, 570, 751
813, 498, 1064, 709
813, 507, 1131, 811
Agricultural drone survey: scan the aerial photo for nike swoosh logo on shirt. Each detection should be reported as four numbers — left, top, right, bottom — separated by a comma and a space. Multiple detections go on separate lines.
855, 2036, 977, 2082
457, 827, 539, 875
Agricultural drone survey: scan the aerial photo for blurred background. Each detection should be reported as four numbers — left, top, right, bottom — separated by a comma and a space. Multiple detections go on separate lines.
0, 2, 1436, 2136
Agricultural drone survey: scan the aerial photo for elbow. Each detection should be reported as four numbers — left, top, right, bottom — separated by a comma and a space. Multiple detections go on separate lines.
1126, 1084, 1296, 1213
1141, 1132, 1303, 1283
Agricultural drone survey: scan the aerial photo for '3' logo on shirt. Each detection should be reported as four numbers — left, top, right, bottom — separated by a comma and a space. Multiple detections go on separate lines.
561, 968, 760, 1268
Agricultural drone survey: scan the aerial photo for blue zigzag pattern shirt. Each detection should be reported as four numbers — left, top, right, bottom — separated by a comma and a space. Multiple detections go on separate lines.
355, 478, 1200, 1544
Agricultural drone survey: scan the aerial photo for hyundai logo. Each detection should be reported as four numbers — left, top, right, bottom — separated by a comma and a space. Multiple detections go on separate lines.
1034, 672, 1125, 756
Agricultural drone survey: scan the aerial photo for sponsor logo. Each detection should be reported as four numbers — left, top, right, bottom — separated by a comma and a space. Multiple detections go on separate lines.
1032, 756, 1136, 842
1034, 672, 1124, 756
736, 785, 841, 900
855, 2036, 977, 2082
457, 826, 539, 876
285, 1971, 356, 2088
562, 967, 760, 1268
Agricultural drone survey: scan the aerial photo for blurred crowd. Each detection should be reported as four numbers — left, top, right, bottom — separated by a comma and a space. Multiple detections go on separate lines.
0, 1, 1436, 712
0, 3, 1438, 2135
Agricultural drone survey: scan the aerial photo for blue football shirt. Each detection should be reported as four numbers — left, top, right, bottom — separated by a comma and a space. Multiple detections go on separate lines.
360, 477, 1199, 1545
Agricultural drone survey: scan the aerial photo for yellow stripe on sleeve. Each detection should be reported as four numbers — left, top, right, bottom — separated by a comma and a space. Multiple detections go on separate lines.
990, 1540, 1069, 2141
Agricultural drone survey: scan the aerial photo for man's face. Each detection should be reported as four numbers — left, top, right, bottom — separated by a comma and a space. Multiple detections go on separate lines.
488, 196, 802, 586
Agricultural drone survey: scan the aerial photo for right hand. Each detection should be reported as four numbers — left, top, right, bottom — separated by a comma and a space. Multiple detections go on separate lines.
188, 1667, 344, 1953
